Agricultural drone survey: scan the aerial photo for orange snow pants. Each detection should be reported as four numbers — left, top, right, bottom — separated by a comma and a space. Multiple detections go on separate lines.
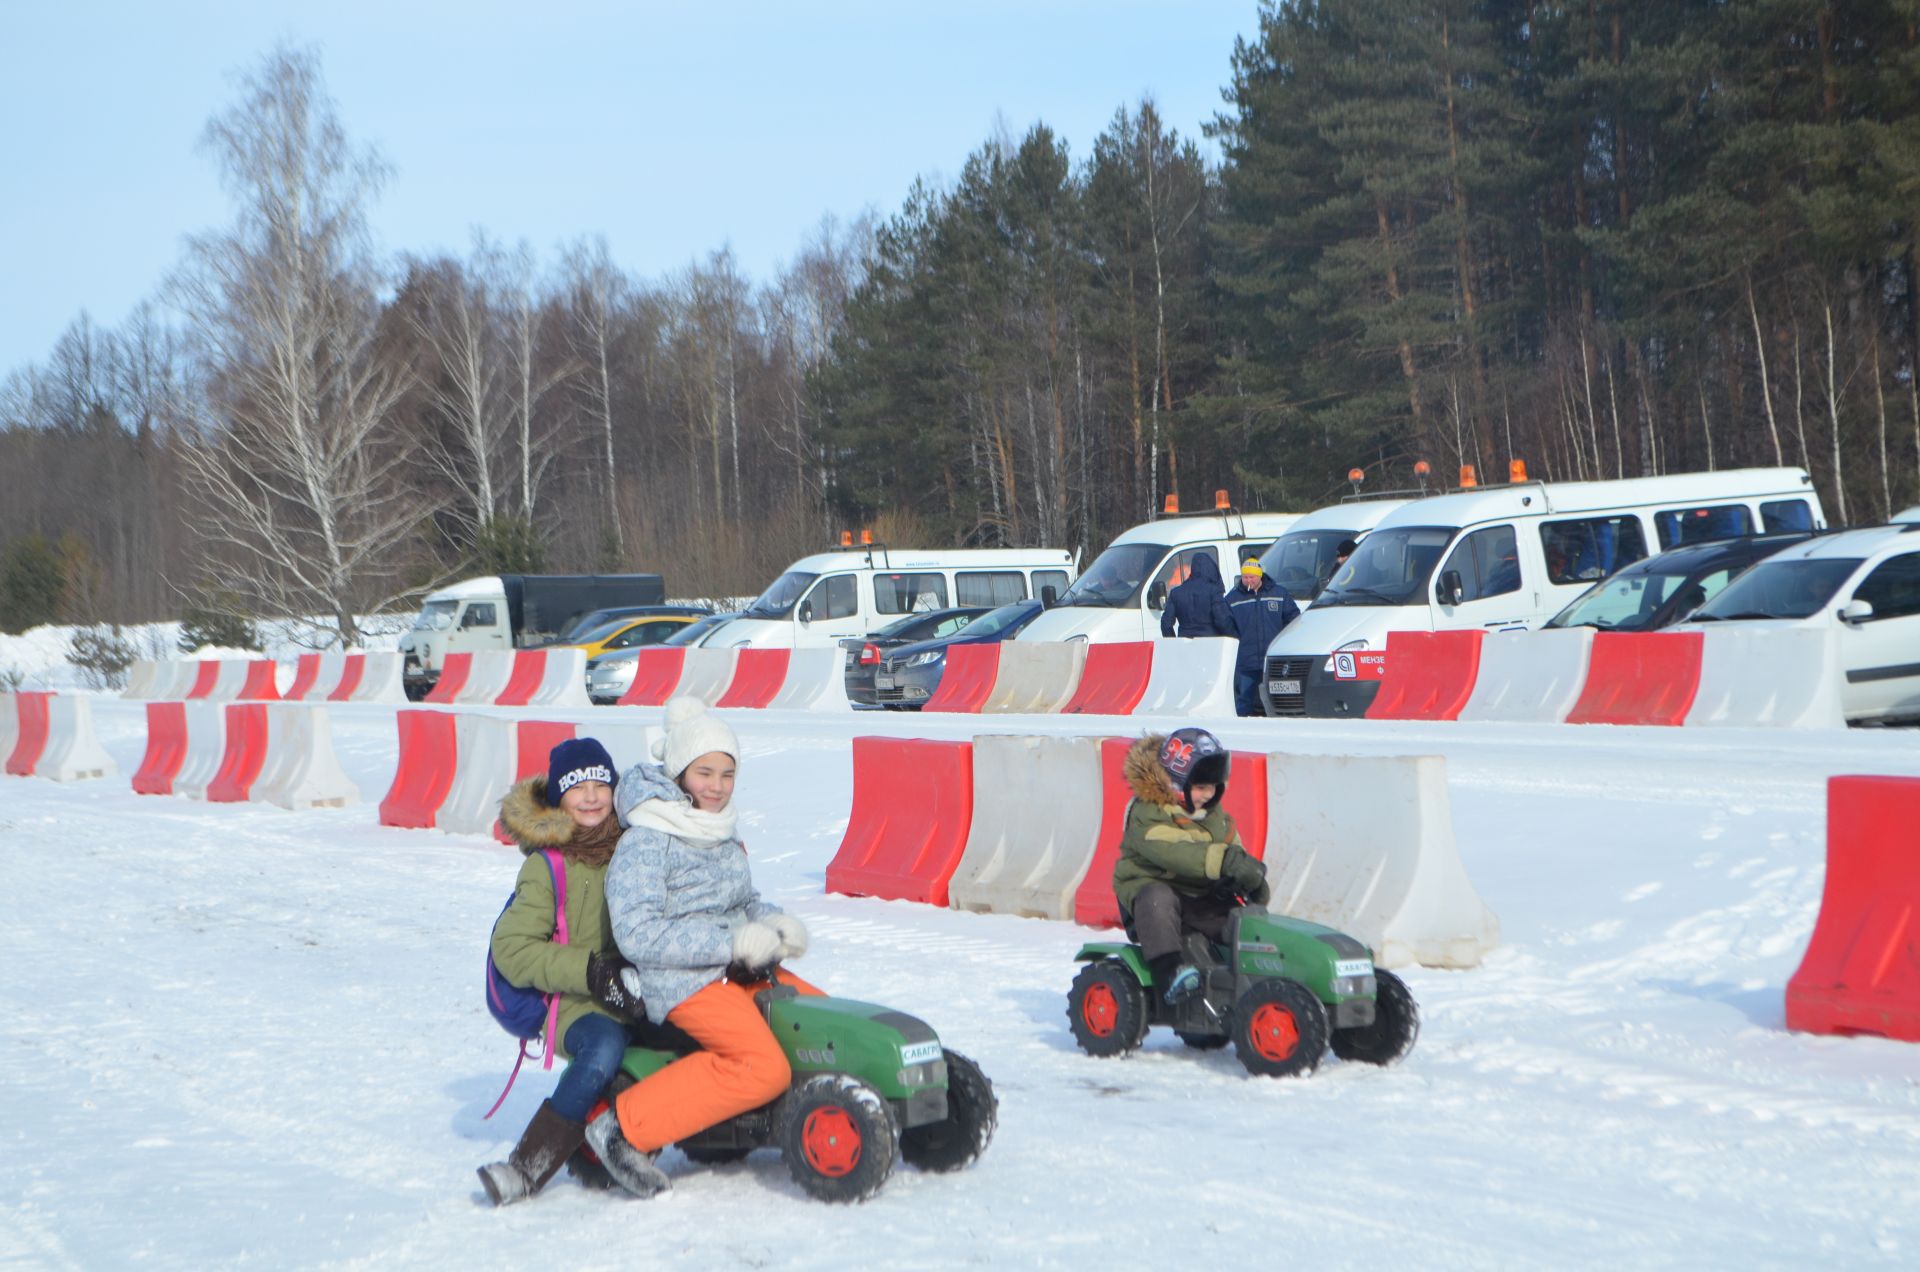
611, 971, 824, 1153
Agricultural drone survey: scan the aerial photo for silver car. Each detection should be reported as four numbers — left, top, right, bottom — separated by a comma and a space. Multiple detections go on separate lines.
587, 612, 741, 704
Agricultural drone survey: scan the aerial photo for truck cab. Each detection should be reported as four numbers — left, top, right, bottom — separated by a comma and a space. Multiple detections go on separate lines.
398, 572, 666, 695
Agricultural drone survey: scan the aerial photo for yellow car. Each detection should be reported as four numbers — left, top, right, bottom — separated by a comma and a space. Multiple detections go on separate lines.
570, 612, 701, 658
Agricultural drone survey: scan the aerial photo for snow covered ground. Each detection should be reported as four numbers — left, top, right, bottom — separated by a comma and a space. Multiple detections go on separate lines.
0, 617, 409, 693
4, 699, 1919, 1269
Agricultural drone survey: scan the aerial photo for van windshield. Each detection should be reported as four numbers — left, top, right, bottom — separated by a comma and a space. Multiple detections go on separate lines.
413, 600, 458, 631
1689, 558, 1862, 621
1314, 526, 1455, 607
1257, 529, 1358, 602
1057, 543, 1168, 608
743, 570, 818, 619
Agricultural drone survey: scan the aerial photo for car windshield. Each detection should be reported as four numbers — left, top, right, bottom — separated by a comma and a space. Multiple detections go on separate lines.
743, 570, 817, 619
576, 617, 633, 644
413, 599, 458, 631
1313, 526, 1455, 607
875, 609, 974, 640
1257, 528, 1358, 602
1057, 543, 1168, 607
664, 613, 738, 646
1547, 563, 1700, 631
959, 601, 1040, 639
1689, 557, 1863, 621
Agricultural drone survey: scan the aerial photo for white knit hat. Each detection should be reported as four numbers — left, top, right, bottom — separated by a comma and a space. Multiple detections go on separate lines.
652, 695, 740, 779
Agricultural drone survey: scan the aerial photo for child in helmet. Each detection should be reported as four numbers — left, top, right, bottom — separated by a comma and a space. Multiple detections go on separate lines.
1113, 728, 1270, 1002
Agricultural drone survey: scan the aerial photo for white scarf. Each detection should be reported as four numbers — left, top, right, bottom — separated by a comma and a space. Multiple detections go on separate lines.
626, 796, 738, 847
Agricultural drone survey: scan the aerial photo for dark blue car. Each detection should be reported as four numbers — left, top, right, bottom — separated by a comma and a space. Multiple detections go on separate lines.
872, 600, 1047, 709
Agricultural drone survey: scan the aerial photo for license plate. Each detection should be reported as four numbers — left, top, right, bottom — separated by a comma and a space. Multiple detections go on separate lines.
1268, 678, 1300, 695
875, 675, 895, 690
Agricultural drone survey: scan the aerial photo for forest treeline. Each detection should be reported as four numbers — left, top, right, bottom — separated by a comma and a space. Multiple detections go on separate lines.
5, 2, 1919, 643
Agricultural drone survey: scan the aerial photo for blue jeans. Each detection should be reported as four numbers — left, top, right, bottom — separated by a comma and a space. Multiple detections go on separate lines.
550, 1013, 634, 1123
1234, 669, 1262, 717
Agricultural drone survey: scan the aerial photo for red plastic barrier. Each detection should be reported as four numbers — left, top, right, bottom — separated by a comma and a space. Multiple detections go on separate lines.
922, 643, 1000, 713
1075, 743, 1270, 929
717, 648, 792, 709
5, 691, 52, 776
1566, 631, 1704, 726
186, 661, 221, 700
238, 660, 280, 700
1368, 630, 1485, 721
131, 701, 189, 795
206, 703, 269, 802
618, 648, 687, 707
1061, 642, 1154, 715
495, 719, 578, 843
825, 737, 975, 906
495, 651, 546, 707
425, 652, 472, 704
285, 654, 322, 702
328, 654, 366, 702
379, 710, 460, 829
1787, 775, 1920, 1043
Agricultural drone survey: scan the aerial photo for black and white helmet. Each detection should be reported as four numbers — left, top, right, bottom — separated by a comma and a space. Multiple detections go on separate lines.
1156, 727, 1228, 810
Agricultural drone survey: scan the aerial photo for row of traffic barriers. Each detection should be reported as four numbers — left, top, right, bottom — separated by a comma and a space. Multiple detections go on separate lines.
617, 647, 850, 710
122, 658, 281, 701
824, 733, 1502, 970
282, 652, 407, 703
1, 691, 116, 782
129, 701, 360, 808
423, 649, 591, 709
1365, 627, 1847, 727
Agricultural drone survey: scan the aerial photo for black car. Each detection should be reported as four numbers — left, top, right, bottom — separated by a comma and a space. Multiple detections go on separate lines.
1543, 532, 1816, 632
874, 600, 1047, 709
841, 607, 991, 707
556, 603, 711, 646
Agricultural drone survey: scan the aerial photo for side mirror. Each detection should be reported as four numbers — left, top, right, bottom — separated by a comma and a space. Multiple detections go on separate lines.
1040, 585, 1059, 606
1147, 582, 1168, 611
1439, 570, 1465, 607
798, 602, 814, 624
1841, 598, 1875, 625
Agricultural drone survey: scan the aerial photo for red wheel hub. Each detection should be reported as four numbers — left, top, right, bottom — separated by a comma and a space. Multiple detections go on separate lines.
800, 1105, 863, 1177
1081, 983, 1119, 1037
1249, 1002, 1300, 1061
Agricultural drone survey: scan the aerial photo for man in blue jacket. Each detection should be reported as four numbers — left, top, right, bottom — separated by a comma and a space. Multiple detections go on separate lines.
1226, 559, 1299, 715
1159, 551, 1233, 637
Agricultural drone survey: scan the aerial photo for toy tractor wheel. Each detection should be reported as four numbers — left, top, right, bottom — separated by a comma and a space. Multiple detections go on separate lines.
1231, 978, 1329, 1078
1176, 1031, 1229, 1050
680, 1145, 752, 1166
1067, 961, 1149, 1057
1330, 967, 1420, 1066
781, 1074, 897, 1203
900, 1049, 997, 1173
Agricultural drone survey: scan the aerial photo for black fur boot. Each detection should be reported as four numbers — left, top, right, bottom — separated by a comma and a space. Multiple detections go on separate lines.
477, 1100, 585, 1206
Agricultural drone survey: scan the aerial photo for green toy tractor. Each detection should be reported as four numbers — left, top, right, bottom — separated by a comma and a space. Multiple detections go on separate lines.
1067, 907, 1419, 1078
606, 971, 996, 1203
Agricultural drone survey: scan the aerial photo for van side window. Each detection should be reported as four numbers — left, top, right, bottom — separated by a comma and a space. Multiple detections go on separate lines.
1149, 547, 1220, 609
1761, 499, 1815, 533
1852, 553, 1920, 620
955, 571, 1024, 607
1540, 517, 1648, 584
874, 572, 950, 615
1655, 504, 1753, 548
805, 575, 858, 621
461, 602, 497, 629
1031, 570, 1071, 603
1440, 525, 1520, 603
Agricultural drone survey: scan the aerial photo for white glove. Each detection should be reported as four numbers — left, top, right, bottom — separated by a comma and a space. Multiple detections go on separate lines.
765, 912, 809, 961
618, 966, 646, 1000
730, 919, 782, 973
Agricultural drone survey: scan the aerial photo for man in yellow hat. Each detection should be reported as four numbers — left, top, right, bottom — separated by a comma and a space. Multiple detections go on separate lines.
1226, 558, 1299, 716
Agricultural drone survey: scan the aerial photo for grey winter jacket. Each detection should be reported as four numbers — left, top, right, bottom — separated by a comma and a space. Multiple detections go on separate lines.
603, 760, 781, 1024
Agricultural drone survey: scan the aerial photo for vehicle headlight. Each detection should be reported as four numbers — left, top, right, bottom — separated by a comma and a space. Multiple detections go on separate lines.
905, 650, 944, 667
1334, 639, 1369, 653
1330, 974, 1377, 998
1066, 634, 1089, 644
896, 1059, 948, 1088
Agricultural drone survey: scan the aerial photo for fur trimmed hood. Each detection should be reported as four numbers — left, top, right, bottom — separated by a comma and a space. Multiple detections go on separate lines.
498, 775, 622, 867
1124, 734, 1182, 807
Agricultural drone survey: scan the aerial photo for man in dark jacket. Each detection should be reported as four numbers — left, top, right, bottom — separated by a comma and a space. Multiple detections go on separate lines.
1226, 559, 1299, 715
1158, 551, 1233, 637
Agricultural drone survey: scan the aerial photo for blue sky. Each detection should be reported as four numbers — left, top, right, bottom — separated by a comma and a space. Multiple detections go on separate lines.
0, 1, 1260, 375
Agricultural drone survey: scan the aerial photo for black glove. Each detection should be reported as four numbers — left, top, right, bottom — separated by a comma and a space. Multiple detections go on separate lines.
1220, 844, 1268, 897
586, 953, 643, 1019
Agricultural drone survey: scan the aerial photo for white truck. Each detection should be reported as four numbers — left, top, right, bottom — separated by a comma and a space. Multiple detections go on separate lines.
397, 572, 666, 697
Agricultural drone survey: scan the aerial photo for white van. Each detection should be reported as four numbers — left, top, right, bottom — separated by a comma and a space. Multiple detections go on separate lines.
1261, 467, 1826, 716
721, 546, 1078, 649
1253, 499, 1412, 605
1016, 510, 1303, 644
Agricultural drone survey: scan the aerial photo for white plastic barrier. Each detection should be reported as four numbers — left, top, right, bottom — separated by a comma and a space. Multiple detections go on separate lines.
455, 650, 518, 706
588, 722, 665, 774
172, 702, 229, 800
251, 703, 360, 809
437, 713, 517, 835
766, 649, 852, 712
145, 660, 195, 700
37, 695, 116, 781
1686, 627, 1846, 728
306, 654, 351, 702
983, 641, 1087, 714
122, 660, 160, 699
947, 734, 1105, 920
1264, 753, 1499, 970
529, 648, 591, 708
0, 692, 18, 762
672, 648, 740, 705
207, 659, 250, 700
1457, 628, 1595, 723
1136, 638, 1238, 716
348, 652, 406, 703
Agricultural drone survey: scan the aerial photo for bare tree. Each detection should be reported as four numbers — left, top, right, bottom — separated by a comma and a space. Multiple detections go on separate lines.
563, 237, 627, 558
403, 238, 511, 539
169, 45, 427, 645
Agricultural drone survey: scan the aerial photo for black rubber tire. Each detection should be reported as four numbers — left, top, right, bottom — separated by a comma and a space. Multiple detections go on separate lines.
1330, 967, 1420, 1066
1176, 1030, 1230, 1050
781, 1075, 897, 1203
1231, 978, 1329, 1078
680, 1144, 753, 1166
1067, 961, 1150, 1057
900, 1050, 997, 1172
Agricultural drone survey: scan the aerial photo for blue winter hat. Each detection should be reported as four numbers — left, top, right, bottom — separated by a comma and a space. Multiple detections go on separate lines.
548, 736, 616, 801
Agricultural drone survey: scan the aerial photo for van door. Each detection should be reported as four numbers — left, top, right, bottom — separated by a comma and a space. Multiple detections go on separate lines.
1432, 525, 1533, 630
795, 573, 864, 647
1843, 551, 1920, 721
1146, 546, 1224, 639
456, 599, 512, 651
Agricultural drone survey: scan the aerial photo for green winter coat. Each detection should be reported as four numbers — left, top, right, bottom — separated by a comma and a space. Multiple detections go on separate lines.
1111, 733, 1260, 913
489, 776, 623, 1057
